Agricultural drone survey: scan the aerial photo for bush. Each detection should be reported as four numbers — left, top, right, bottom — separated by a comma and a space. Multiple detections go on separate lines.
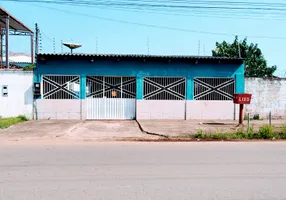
257, 125, 275, 139
253, 114, 260, 120
22, 64, 35, 71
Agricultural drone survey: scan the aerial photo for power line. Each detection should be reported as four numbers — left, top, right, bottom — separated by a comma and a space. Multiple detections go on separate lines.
6, 0, 286, 20
4, 0, 286, 22
25, 3, 286, 40
7, 0, 286, 11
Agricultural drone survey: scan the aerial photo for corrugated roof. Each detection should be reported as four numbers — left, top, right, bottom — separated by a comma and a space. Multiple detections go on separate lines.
0, 7, 33, 33
37, 53, 244, 62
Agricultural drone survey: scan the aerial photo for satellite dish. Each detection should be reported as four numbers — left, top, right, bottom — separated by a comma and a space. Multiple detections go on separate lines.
62, 42, 82, 54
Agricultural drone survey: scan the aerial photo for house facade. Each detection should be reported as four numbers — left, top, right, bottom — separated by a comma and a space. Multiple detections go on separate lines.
34, 53, 244, 120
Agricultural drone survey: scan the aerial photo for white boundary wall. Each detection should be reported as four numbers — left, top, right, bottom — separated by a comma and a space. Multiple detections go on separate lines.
0, 70, 33, 119
245, 78, 286, 119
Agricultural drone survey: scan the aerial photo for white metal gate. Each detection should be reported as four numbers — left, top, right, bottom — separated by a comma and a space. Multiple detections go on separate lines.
86, 76, 136, 119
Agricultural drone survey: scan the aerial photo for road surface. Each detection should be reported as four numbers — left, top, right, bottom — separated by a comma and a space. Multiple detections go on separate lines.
1, 141, 286, 200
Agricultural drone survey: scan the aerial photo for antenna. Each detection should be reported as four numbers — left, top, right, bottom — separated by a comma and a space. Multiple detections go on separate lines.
198, 40, 201, 55
147, 37, 150, 55
96, 37, 98, 54
53, 38, 56, 53
61, 40, 63, 53
203, 45, 205, 56
237, 37, 241, 58
62, 42, 82, 54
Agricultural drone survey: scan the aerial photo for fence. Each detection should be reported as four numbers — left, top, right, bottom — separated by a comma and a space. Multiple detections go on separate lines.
0, 70, 33, 119
245, 78, 286, 119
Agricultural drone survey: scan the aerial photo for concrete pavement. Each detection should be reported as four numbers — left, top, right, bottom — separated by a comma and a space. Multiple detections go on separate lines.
0, 119, 285, 141
138, 119, 286, 136
1, 142, 286, 200
0, 120, 158, 141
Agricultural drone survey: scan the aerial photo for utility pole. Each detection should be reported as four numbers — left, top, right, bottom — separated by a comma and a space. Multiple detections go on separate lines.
35, 23, 39, 55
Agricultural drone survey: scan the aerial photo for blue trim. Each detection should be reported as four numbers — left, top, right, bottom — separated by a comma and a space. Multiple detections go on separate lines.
80, 74, 86, 99
186, 76, 193, 100
136, 76, 143, 100
34, 59, 245, 99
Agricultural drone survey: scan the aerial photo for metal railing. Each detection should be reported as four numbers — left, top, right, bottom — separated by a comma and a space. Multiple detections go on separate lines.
42, 75, 80, 99
194, 77, 234, 101
143, 77, 186, 100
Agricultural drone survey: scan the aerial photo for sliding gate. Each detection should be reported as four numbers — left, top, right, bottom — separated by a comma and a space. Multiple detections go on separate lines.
86, 76, 136, 119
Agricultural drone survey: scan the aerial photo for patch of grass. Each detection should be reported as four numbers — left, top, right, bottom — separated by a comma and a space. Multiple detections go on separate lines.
188, 125, 286, 141
0, 115, 28, 129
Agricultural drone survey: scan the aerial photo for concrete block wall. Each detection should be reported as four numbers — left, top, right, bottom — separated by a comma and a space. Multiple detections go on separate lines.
136, 100, 238, 120
186, 101, 239, 120
245, 78, 286, 119
36, 99, 83, 120
136, 100, 186, 120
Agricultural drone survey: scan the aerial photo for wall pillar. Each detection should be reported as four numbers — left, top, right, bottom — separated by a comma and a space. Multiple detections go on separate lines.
186, 76, 193, 100
136, 76, 143, 100
80, 74, 86, 99
235, 62, 245, 94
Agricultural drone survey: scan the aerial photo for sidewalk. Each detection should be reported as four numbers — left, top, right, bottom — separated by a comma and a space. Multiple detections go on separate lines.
0, 119, 284, 141
138, 120, 285, 137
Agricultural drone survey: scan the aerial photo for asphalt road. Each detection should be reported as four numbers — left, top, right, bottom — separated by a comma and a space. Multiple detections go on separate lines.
1, 141, 286, 200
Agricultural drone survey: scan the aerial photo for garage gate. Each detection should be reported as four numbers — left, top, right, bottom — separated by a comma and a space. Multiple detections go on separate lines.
86, 76, 136, 119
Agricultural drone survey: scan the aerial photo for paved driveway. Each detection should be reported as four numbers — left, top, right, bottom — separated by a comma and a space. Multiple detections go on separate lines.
0, 120, 153, 141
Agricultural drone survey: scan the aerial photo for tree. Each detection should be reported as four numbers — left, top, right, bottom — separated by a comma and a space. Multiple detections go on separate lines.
212, 36, 277, 78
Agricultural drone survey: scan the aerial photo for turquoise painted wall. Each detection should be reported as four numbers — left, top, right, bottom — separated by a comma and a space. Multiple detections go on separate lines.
35, 59, 245, 100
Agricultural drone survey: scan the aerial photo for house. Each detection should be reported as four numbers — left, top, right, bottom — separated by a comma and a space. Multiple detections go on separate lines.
34, 53, 244, 120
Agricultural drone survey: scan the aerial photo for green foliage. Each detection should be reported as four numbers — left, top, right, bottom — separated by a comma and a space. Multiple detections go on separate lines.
0, 115, 28, 129
189, 125, 286, 140
257, 125, 275, 139
22, 64, 35, 71
212, 36, 277, 78
244, 114, 260, 120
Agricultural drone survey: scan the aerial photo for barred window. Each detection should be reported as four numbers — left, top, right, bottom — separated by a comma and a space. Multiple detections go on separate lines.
42, 75, 80, 99
143, 77, 186, 100
194, 78, 234, 101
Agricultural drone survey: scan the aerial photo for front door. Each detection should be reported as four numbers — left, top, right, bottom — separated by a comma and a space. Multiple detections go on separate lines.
86, 76, 136, 119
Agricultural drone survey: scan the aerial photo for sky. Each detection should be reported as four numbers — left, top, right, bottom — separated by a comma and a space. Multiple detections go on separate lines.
1, 0, 286, 77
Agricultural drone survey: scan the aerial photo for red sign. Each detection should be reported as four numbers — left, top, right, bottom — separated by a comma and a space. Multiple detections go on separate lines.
233, 94, 252, 104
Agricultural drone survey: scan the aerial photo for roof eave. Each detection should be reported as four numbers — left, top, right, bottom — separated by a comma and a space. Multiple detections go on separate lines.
0, 6, 33, 33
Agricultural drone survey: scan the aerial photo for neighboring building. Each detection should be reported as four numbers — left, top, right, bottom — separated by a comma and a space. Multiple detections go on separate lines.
34, 53, 245, 120
0, 70, 33, 119
2, 52, 33, 68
